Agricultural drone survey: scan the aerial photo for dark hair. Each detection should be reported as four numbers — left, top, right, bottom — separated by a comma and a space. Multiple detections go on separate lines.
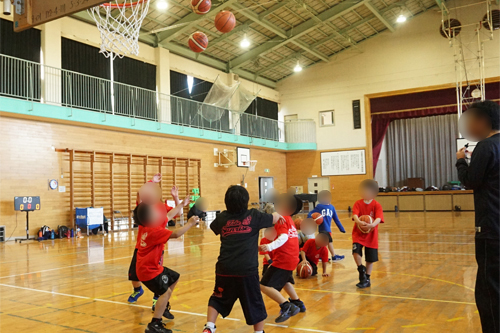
133, 203, 150, 226
468, 100, 500, 130
360, 179, 379, 195
225, 185, 249, 214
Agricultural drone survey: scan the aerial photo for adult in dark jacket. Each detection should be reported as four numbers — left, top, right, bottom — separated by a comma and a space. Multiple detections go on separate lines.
456, 100, 500, 333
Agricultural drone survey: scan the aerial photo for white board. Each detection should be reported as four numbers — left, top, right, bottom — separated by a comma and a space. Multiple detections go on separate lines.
87, 207, 104, 226
321, 150, 366, 176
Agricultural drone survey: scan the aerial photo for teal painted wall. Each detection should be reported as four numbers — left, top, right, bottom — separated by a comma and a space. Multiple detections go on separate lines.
0, 97, 316, 151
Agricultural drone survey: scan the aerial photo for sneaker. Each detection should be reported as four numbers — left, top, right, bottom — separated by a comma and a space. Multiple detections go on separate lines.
202, 324, 216, 333
331, 254, 345, 262
145, 321, 172, 333
163, 303, 174, 320
289, 298, 306, 312
128, 287, 144, 303
275, 301, 300, 323
356, 278, 371, 289
357, 265, 367, 286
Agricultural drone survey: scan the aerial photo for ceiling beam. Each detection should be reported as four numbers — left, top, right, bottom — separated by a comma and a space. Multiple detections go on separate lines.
229, 0, 366, 69
364, 1, 395, 32
310, 0, 409, 49
156, 0, 240, 44
259, 0, 292, 19
232, 3, 330, 62
255, 53, 300, 75
208, 23, 248, 48
434, 0, 448, 13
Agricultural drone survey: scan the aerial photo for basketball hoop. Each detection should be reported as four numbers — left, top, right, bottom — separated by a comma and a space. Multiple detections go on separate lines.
243, 160, 258, 172
88, 0, 150, 59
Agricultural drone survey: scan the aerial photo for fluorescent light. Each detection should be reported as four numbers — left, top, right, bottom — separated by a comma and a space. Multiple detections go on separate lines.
293, 61, 302, 73
156, 0, 168, 10
240, 34, 250, 48
396, 14, 407, 23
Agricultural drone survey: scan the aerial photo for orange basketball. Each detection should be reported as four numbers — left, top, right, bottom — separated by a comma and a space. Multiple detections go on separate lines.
296, 261, 313, 279
294, 217, 303, 230
215, 11, 236, 33
357, 215, 373, 233
312, 212, 323, 225
188, 32, 208, 53
191, 0, 211, 14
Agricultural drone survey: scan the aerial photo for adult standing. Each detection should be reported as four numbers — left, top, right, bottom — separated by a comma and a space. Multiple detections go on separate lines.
456, 100, 500, 333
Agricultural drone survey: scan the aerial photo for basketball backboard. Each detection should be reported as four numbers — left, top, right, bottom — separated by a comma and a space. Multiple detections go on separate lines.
13, 0, 106, 32
236, 147, 250, 168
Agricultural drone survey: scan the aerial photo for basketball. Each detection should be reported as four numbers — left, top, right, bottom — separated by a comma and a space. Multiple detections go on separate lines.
188, 32, 208, 53
294, 217, 303, 230
312, 212, 323, 225
191, 0, 211, 15
215, 11, 236, 33
296, 261, 313, 279
357, 215, 373, 233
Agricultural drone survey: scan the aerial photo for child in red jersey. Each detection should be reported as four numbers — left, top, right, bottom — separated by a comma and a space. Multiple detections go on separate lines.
134, 201, 199, 333
259, 227, 277, 276
128, 174, 181, 316
259, 194, 305, 323
352, 179, 384, 289
299, 232, 330, 277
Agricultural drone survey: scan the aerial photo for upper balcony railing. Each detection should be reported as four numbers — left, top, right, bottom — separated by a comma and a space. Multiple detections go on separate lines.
0, 53, 316, 145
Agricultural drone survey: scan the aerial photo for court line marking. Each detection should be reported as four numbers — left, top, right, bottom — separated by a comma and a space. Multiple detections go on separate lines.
401, 324, 427, 328
346, 328, 376, 331
0, 240, 220, 279
447, 317, 465, 322
0, 283, 340, 333
372, 271, 475, 292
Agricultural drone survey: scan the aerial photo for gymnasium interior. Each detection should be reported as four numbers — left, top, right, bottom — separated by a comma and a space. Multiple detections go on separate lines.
0, 0, 499, 332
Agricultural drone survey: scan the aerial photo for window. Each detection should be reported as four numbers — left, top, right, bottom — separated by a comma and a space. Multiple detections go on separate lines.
319, 110, 335, 127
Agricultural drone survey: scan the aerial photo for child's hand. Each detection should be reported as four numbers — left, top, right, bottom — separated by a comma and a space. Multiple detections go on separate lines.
152, 173, 162, 183
322, 273, 330, 277
188, 216, 200, 225
170, 185, 179, 198
182, 196, 190, 206
259, 244, 270, 252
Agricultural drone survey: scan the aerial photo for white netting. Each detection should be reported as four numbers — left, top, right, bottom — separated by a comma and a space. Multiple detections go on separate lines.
88, 0, 150, 59
229, 84, 257, 113
200, 76, 239, 122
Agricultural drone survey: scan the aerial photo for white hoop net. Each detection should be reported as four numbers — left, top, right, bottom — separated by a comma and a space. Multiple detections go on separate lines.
243, 160, 258, 172
88, 0, 150, 59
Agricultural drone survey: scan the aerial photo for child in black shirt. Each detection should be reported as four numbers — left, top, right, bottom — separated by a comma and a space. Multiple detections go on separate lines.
202, 186, 281, 333
456, 100, 500, 333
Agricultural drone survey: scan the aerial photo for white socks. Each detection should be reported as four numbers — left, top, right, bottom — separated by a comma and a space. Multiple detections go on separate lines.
255, 331, 264, 333
205, 322, 216, 331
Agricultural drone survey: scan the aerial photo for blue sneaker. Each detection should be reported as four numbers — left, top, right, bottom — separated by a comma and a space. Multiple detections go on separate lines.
289, 298, 306, 312
275, 301, 300, 323
331, 254, 345, 262
127, 287, 144, 303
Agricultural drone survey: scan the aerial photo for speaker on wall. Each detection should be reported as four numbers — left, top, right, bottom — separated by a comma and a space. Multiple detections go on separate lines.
353, 100, 361, 129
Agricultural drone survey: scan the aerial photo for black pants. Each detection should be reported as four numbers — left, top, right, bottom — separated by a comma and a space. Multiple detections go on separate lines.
475, 238, 499, 333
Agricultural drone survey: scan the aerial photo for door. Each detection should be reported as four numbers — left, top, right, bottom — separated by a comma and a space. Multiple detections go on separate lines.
259, 177, 274, 202
307, 177, 330, 195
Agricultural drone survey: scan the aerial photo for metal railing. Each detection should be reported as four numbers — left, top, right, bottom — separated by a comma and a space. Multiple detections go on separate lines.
285, 119, 316, 143
0, 53, 315, 144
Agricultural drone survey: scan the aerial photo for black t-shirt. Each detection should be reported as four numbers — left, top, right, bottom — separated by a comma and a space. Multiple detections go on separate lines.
456, 133, 500, 240
210, 209, 274, 276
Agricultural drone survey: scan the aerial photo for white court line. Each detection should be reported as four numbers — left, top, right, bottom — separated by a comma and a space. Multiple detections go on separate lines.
0, 240, 220, 279
0, 283, 340, 333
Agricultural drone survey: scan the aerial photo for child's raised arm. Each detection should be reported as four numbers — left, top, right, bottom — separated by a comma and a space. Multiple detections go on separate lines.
170, 216, 200, 239
166, 197, 190, 221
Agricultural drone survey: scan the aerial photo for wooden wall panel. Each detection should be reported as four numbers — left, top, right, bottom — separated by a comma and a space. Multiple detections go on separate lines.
286, 149, 371, 210
0, 116, 287, 238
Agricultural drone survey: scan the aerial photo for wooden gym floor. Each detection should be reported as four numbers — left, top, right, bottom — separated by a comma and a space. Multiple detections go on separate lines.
0, 211, 481, 333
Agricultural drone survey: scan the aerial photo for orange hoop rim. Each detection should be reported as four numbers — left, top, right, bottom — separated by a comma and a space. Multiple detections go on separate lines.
101, 0, 147, 8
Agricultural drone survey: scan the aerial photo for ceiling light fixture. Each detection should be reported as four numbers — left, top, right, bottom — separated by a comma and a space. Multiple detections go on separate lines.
156, 0, 169, 10
240, 34, 251, 48
293, 60, 302, 73
396, 14, 407, 23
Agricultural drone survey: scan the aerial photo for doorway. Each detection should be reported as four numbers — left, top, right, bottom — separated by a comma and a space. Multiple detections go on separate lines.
259, 177, 274, 202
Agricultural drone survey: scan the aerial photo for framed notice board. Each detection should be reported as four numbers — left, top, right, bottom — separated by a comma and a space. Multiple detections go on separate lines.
321, 150, 366, 176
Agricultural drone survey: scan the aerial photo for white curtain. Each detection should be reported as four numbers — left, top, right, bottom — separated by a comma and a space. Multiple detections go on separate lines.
386, 114, 459, 188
